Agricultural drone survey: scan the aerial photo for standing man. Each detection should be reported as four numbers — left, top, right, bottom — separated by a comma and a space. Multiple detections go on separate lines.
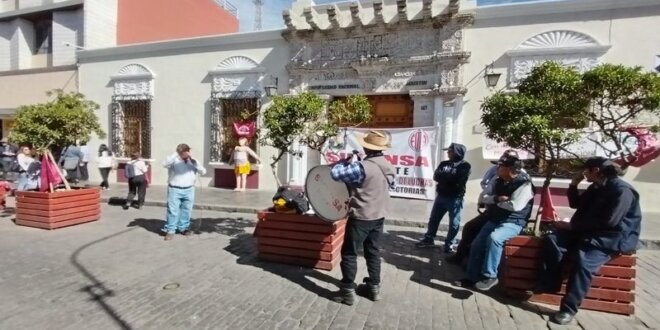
330, 131, 395, 305
416, 143, 471, 253
533, 157, 641, 325
162, 143, 206, 241
0, 138, 17, 180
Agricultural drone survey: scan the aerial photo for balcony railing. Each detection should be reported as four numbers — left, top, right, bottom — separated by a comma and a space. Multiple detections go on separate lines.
214, 0, 238, 17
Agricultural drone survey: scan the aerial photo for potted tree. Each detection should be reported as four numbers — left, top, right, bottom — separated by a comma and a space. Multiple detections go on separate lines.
482, 62, 660, 314
9, 90, 106, 230
255, 92, 372, 270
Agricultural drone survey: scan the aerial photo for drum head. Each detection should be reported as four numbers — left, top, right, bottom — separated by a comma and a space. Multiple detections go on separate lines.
305, 165, 350, 222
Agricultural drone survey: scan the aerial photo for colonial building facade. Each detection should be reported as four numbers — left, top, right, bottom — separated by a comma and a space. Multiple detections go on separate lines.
77, 0, 660, 211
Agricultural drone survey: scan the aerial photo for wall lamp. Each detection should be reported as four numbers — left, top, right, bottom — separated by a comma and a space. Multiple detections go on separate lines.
484, 62, 501, 89
264, 77, 279, 97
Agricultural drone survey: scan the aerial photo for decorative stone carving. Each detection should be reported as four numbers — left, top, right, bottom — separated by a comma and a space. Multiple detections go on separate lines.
112, 64, 154, 100
507, 30, 610, 86
210, 56, 265, 98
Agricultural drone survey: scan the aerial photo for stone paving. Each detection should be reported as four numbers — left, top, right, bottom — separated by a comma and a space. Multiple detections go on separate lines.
0, 204, 659, 330
99, 184, 660, 246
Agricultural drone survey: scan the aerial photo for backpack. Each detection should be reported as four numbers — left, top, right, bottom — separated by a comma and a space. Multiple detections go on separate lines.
271, 186, 309, 214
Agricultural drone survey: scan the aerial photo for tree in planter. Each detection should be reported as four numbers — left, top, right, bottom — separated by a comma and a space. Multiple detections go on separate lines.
581, 64, 660, 168
259, 92, 372, 186
9, 90, 106, 189
481, 62, 591, 235
10, 90, 106, 154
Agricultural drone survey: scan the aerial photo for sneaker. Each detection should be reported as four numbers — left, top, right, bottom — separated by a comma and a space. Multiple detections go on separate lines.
181, 230, 193, 237
122, 204, 130, 210
444, 245, 456, 254
475, 278, 499, 291
164, 233, 175, 241
415, 239, 435, 248
552, 311, 574, 325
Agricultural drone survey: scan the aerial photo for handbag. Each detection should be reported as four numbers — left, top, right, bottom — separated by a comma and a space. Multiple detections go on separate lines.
62, 157, 80, 170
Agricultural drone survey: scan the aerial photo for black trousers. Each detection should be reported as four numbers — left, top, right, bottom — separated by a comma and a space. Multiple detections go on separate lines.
538, 231, 613, 315
340, 218, 384, 287
126, 175, 146, 206
79, 162, 89, 181
453, 212, 489, 260
99, 167, 111, 188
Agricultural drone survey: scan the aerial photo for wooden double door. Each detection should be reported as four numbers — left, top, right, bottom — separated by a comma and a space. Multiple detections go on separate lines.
336, 94, 413, 128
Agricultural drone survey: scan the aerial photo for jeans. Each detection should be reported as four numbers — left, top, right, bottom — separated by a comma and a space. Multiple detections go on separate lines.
99, 167, 111, 189
423, 195, 463, 249
454, 212, 489, 260
126, 175, 146, 206
16, 172, 38, 191
539, 231, 613, 315
163, 186, 195, 234
466, 221, 523, 282
340, 218, 384, 287
79, 162, 89, 181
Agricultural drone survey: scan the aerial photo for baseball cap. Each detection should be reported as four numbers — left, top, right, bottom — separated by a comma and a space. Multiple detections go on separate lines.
492, 154, 522, 170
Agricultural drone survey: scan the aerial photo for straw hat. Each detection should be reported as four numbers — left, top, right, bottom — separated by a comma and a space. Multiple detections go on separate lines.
358, 130, 390, 151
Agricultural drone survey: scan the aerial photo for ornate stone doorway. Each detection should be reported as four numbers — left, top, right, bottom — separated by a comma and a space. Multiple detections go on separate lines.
367, 94, 413, 128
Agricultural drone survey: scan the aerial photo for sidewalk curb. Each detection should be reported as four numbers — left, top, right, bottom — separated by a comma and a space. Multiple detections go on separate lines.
103, 197, 660, 250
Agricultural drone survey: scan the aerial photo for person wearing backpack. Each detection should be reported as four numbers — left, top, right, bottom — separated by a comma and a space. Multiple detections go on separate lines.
123, 152, 148, 210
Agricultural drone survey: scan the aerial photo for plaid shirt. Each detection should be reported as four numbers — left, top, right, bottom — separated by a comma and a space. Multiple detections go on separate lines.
330, 161, 365, 185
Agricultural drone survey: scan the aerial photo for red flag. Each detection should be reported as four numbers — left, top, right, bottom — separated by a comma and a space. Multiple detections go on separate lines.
540, 186, 559, 222
39, 153, 63, 192
233, 121, 256, 137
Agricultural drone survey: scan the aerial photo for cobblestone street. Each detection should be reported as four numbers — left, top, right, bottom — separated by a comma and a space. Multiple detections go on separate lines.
1, 205, 658, 330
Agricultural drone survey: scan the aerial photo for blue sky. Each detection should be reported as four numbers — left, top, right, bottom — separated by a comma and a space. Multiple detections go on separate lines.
233, 0, 553, 32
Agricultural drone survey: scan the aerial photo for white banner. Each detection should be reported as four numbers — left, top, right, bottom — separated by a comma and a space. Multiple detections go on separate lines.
322, 127, 440, 200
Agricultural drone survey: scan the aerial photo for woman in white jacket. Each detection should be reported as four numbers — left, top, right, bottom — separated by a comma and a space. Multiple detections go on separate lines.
97, 144, 114, 190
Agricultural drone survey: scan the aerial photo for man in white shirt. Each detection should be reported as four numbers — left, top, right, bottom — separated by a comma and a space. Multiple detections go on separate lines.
162, 143, 206, 241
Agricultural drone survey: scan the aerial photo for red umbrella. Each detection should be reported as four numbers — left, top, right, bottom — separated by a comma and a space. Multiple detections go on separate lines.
39, 151, 63, 192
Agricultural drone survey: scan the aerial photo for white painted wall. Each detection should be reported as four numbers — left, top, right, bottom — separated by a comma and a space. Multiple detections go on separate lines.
0, 21, 11, 71
462, 3, 660, 210
78, 32, 289, 189
12, 18, 33, 70
52, 9, 83, 66
83, 0, 116, 49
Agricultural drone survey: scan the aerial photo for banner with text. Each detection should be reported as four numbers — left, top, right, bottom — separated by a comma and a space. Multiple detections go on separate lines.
322, 127, 440, 201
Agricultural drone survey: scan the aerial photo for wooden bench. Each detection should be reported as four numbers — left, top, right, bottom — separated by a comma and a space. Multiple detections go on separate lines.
503, 235, 636, 315
255, 210, 346, 271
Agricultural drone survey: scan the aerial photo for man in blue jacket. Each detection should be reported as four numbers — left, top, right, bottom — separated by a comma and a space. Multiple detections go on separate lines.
533, 157, 641, 325
416, 143, 471, 253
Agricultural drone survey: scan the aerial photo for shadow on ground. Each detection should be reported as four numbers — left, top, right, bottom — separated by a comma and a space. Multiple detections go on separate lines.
127, 216, 255, 237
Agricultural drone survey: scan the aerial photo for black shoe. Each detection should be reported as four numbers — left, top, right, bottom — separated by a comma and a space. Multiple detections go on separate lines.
475, 278, 499, 291
357, 277, 381, 302
552, 311, 574, 325
415, 238, 435, 248
445, 254, 463, 265
453, 278, 475, 288
333, 285, 356, 306
122, 204, 130, 210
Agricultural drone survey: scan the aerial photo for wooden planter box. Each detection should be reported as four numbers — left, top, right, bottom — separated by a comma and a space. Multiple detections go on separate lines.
15, 188, 101, 230
255, 210, 346, 271
503, 235, 636, 315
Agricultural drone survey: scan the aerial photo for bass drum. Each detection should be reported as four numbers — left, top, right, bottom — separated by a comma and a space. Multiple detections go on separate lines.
305, 165, 350, 222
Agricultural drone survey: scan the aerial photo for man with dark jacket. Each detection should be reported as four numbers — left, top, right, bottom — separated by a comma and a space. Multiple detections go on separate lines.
330, 130, 396, 305
416, 143, 471, 253
534, 157, 641, 325
458, 155, 534, 290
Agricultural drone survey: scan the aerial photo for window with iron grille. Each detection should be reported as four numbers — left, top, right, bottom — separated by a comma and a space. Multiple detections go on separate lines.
112, 100, 151, 159
210, 98, 259, 163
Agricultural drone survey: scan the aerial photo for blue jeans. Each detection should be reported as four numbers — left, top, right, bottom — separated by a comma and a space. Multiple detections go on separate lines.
466, 221, 523, 282
16, 173, 38, 191
163, 186, 195, 234
423, 195, 463, 249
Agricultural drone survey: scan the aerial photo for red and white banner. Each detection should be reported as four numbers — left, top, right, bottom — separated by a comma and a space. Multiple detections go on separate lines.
322, 127, 440, 200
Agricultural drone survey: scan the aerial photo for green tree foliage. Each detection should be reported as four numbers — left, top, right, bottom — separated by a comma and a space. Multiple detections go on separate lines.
482, 62, 591, 189
582, 64, 660, 159
260, 92, 372, 186
9, 90, 106, 153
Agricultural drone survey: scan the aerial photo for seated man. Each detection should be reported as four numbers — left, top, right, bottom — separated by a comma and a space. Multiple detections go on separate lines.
456, 155, 534, 290
446, 149, 522, 266
533, 157, 641, 325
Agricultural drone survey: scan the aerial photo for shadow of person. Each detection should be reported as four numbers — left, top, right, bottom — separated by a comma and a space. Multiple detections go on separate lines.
381, 229, 473, 300
127, 216, 255, 237
224, 232, 338, 300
